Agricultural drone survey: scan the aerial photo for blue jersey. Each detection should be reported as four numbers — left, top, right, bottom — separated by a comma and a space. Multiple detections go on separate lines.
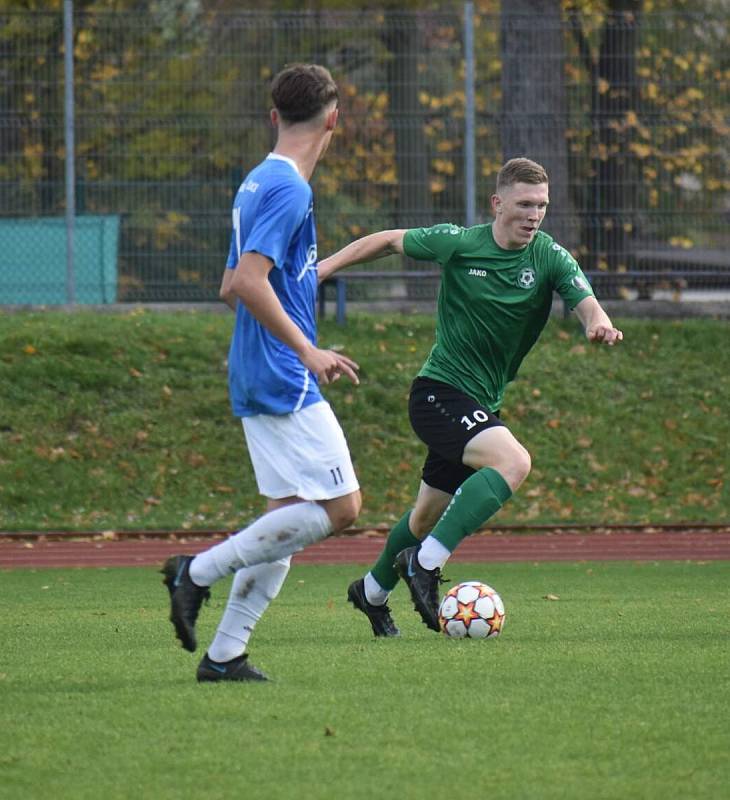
226, 154, 322, 417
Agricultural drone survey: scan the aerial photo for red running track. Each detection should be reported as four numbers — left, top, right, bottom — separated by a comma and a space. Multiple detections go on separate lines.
1, 530, 729, 569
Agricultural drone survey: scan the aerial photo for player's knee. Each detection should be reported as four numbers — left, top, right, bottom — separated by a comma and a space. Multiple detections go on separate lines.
325, 491, 361, 533
507, 445, 531, 489
486, 444, 531, 492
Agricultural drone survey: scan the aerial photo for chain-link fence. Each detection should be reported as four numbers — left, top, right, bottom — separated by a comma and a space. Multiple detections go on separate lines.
1, 3, 728, 306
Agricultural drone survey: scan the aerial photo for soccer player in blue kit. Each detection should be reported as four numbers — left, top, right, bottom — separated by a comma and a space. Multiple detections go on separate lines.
162, 64, 362, 682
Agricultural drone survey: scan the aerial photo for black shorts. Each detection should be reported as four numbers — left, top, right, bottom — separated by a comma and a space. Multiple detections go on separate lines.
408, 376, 505, 495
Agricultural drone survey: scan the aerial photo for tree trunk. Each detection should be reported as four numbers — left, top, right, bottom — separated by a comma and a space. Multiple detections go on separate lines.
584, 0, 642, 293
383, 10, 433, 229
500, 0, 576, 252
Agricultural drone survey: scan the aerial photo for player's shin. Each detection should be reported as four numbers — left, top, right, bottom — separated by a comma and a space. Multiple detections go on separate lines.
419, 468, 512, 569
369, 510, 420, 595
207, 558, 291, 663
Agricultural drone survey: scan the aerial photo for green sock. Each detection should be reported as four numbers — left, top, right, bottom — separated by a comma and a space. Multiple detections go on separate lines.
429, 468, 512, 553
370, 510, 420, 591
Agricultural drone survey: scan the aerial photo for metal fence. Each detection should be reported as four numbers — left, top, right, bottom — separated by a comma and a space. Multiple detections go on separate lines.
1, 3, 728, 306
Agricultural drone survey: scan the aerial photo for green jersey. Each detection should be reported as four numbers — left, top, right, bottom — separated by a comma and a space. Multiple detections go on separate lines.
403, 223, 593, 411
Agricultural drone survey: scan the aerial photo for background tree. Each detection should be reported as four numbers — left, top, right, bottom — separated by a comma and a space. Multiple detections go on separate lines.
567, 0, 643, 288
500, 0, 576, 251
1, 0, 726, 302
382, 8, 433, 228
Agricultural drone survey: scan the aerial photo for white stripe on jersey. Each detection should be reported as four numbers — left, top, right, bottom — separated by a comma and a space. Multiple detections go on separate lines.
233, 206, 241, 257
293, 368, 310, 412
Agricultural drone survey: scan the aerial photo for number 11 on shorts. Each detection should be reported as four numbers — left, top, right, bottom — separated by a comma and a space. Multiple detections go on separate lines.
330, 466, 344, 486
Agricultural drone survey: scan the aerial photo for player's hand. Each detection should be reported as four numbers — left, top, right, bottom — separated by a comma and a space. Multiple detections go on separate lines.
586, 324, 623, 346
301, 346, 360, 385
324, 351, 360, 385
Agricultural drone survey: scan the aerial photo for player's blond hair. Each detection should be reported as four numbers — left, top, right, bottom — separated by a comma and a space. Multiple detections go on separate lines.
496, 158, 549, 190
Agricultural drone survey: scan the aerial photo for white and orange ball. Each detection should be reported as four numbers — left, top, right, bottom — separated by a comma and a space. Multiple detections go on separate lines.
438, 581, 505, 639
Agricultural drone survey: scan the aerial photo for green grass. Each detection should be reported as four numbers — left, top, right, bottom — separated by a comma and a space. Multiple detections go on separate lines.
0, 310, 728, 530
0, 561, 728, 799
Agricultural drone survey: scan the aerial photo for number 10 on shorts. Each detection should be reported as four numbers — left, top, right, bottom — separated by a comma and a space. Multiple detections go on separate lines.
461, 410, 489, 431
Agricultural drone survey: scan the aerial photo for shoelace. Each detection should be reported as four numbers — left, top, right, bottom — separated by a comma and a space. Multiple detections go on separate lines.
428, 570, 450, 604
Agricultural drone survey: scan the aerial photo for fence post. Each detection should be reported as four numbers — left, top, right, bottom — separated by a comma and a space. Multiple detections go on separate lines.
335, 278, 347, 325
463, 1, 476, 228
63, 0, 76, 305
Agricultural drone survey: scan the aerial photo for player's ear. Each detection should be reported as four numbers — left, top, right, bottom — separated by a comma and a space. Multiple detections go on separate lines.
491, 193, 501, 215
325, 106, 338, 131
270, 108, 279, 128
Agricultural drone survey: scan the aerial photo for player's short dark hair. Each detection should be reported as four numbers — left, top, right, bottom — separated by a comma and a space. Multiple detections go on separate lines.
271, 63, 339, 124
496, 158, 549, 190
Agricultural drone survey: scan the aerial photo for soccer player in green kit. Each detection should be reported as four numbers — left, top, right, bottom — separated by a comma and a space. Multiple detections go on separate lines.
318, 158, 623, 636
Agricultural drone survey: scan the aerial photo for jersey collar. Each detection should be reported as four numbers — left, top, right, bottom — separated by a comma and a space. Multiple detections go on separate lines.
266, 152, 301, 176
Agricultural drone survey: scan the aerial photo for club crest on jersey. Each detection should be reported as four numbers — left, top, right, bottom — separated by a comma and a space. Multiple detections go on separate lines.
517, 267, 536, 289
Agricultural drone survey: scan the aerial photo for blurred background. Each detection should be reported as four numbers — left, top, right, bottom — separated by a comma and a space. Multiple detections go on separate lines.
1, 0, 728, 307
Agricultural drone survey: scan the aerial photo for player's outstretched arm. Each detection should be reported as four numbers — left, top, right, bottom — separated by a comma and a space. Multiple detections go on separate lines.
318, 229, 407, 283
574, 296, 624, 346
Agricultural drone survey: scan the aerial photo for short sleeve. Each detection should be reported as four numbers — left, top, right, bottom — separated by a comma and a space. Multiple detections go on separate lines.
403, 223, 464, 266
244, 181, 310, 270
548, 243, 594, 309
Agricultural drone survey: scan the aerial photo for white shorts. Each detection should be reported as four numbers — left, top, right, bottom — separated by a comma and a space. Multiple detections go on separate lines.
241, 400, 360, 501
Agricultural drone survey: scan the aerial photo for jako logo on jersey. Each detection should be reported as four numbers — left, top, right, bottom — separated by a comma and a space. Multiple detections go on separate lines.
468, 268, 488, 278
518, 267, 536, 288
242, 179, 259, 193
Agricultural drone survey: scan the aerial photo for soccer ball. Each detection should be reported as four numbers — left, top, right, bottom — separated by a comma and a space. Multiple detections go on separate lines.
438, 581, 505, 639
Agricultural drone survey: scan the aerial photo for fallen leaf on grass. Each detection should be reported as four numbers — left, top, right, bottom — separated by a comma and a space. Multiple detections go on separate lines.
543, 594, 560, 601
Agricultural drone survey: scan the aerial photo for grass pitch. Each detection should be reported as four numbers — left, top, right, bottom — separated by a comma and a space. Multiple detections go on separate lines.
1, 560, 728, 800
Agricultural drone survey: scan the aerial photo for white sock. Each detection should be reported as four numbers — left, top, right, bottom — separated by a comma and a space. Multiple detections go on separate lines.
363, 572, 389, 606
207, 557, 291, 663
417, 536, 451, 571
190, 502, 332, 586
